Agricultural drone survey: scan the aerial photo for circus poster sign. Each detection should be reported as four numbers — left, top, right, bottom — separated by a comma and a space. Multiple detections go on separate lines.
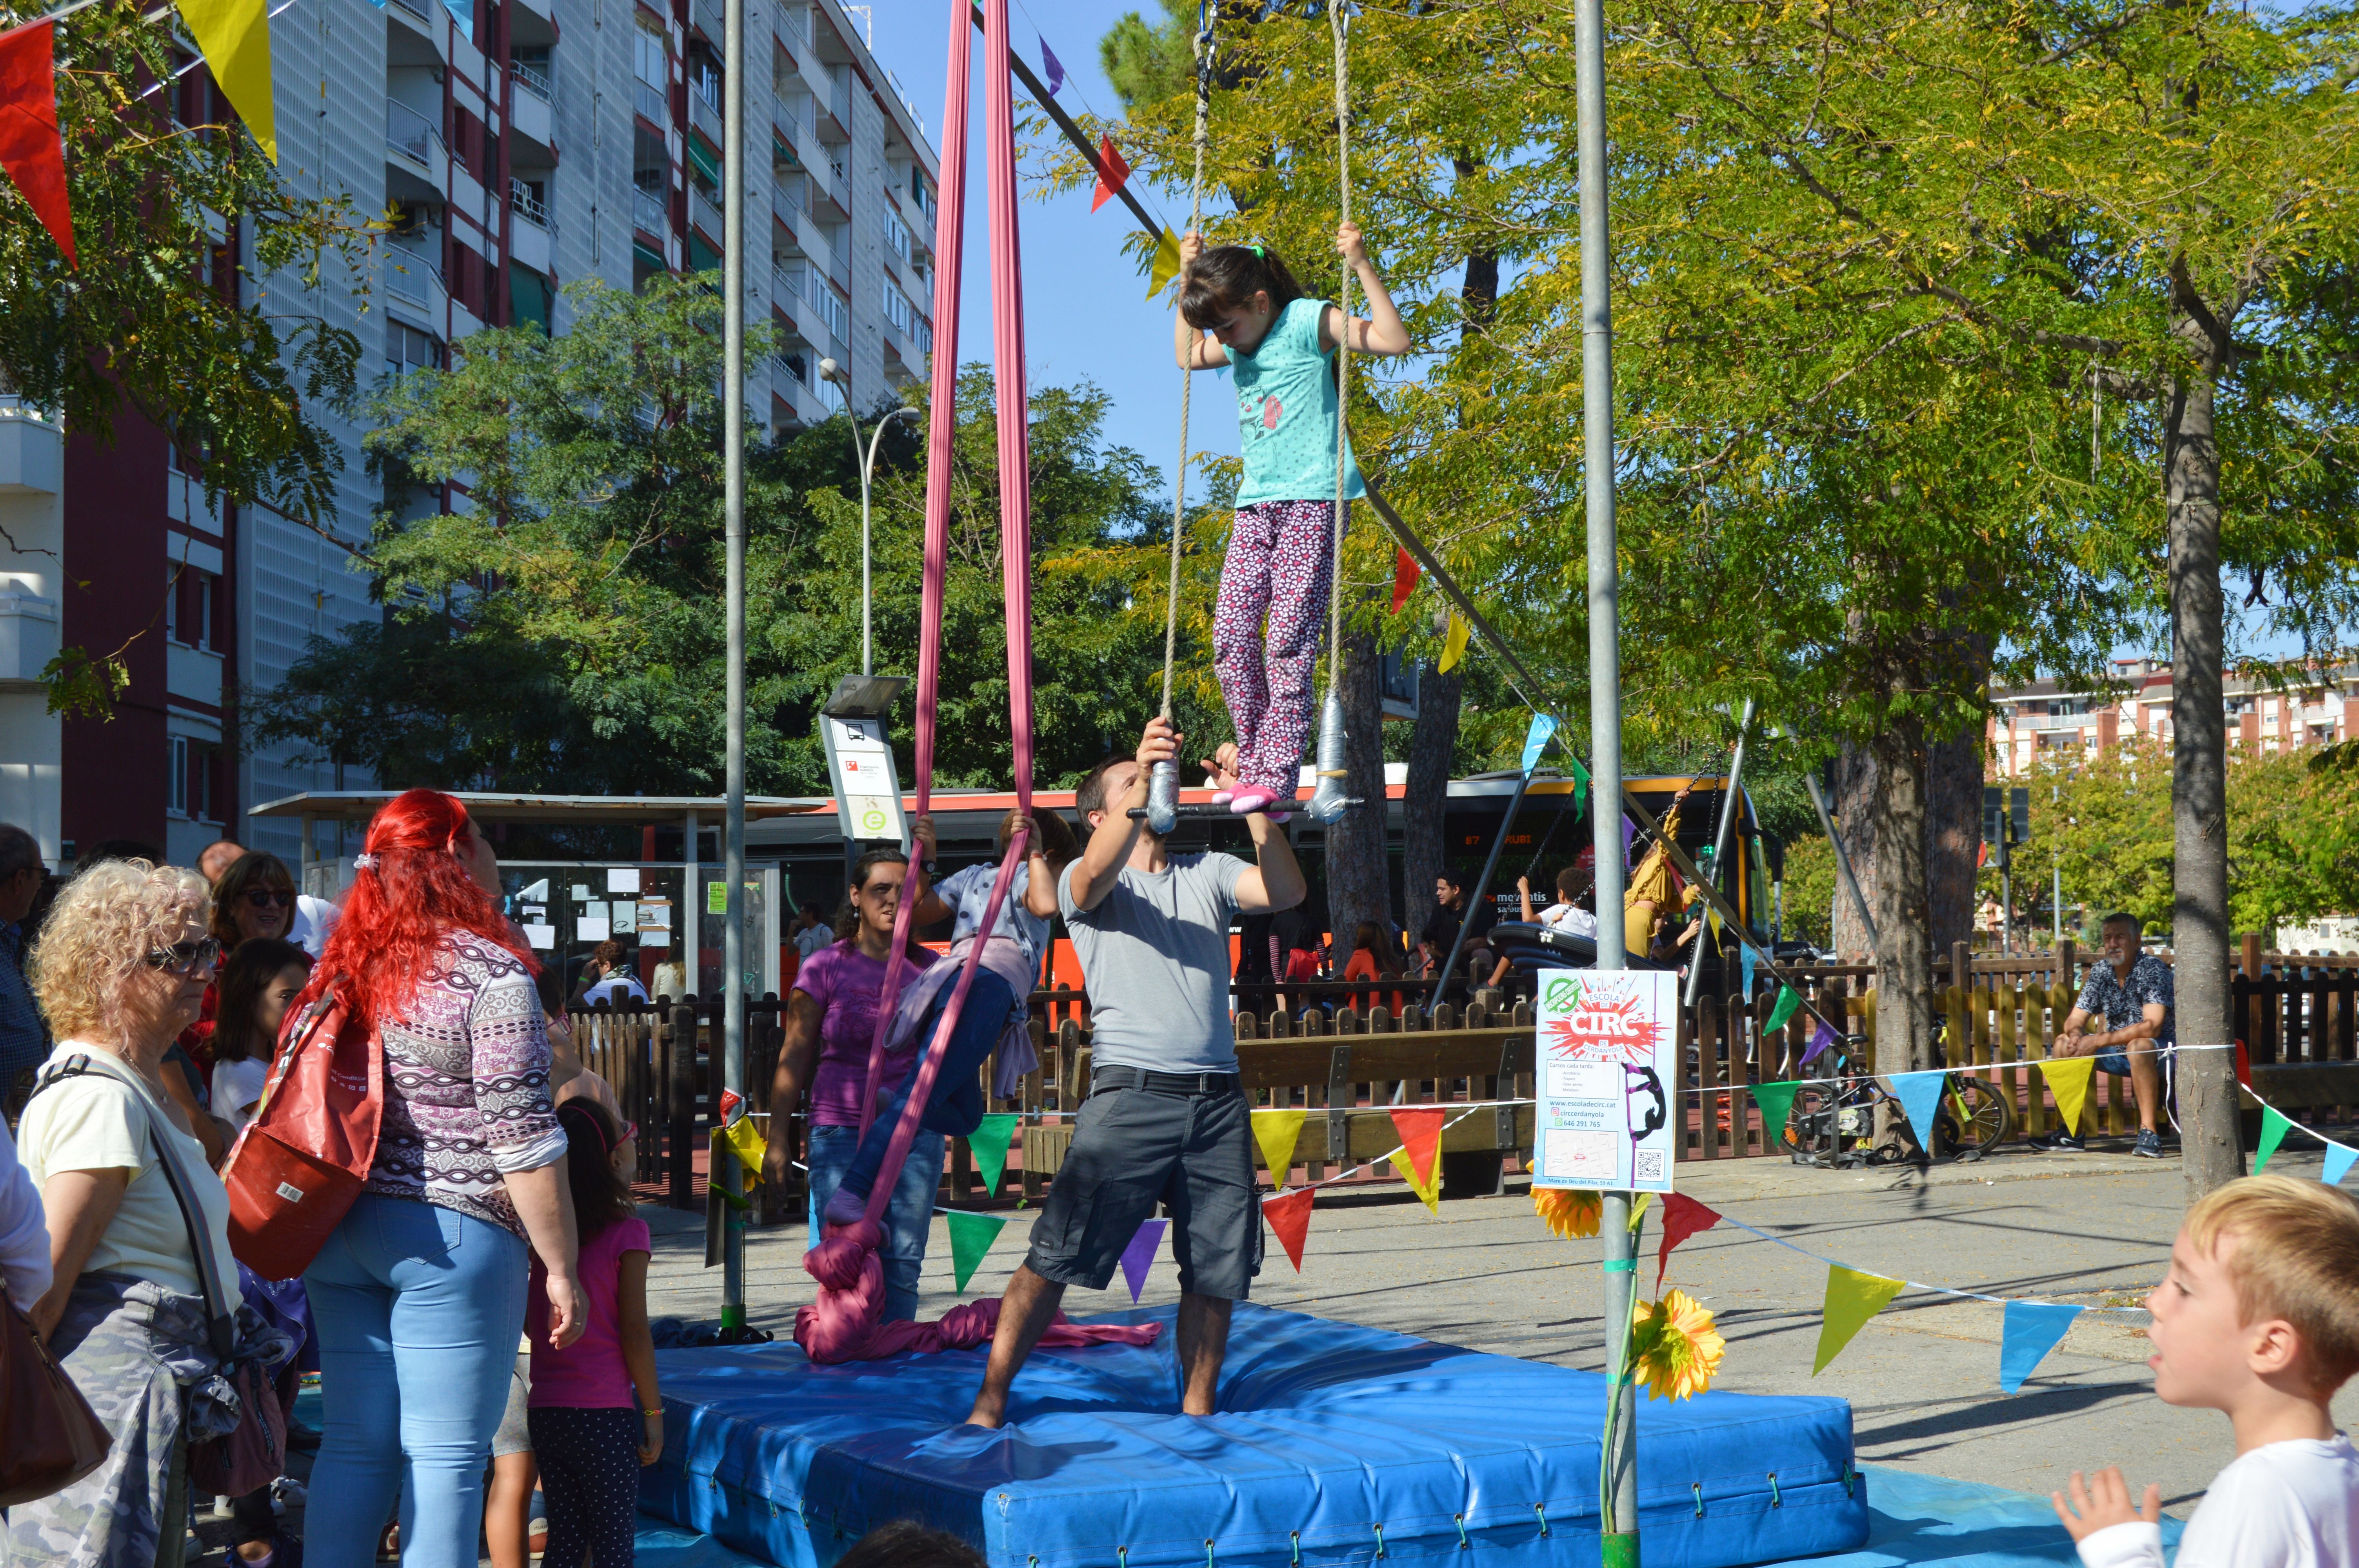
1532, 969, 1677, 1194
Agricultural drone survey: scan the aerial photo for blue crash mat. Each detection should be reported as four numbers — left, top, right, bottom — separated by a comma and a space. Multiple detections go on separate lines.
642, 1303, 1868, 1568
1770, 1467, 2185, 1566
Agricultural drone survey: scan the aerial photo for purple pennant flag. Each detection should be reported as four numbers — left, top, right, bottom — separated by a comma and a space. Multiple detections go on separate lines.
1118, 1219, 1168, 1304
1800, 1019, 1839, 1069
1620, 813, 1636, 869
1040, 37, 1066, 96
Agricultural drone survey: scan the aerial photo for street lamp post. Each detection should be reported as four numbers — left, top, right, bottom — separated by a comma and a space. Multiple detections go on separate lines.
818, 359, 916, 677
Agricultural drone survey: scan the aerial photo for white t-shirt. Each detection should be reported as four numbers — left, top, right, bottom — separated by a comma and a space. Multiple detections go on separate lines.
2077, 1434, 2359, 1568
1540, 903, 1599, 939
793, 924, 833, 960
19, 1046, 242, 1307
212, 1057, 270, 1133
580, 971, 650, 1007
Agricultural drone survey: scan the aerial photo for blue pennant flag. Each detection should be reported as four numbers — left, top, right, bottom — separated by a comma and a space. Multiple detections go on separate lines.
1998, 1301, 2084, 1393
1520, 713, 1559, 776
1888, 1070, 1948, 1155
1040, 37, 1065, 96
1739, 942, 1757, 1001
2325, 1142, 2357, 1187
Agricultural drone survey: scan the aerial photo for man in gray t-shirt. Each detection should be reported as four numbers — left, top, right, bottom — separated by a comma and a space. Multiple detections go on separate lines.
966, 717, 1306, 1430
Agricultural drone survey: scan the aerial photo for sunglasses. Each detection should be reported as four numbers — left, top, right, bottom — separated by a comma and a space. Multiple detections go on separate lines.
146, 937, 222, 976
244, 889, 296, 909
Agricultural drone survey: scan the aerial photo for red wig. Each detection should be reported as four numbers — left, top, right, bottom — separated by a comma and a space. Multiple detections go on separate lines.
304, 788, 536, 1028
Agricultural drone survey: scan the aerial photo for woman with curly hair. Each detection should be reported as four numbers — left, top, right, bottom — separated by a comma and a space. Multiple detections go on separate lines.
12, 859, 288, 1568
298, 789, 584, 1568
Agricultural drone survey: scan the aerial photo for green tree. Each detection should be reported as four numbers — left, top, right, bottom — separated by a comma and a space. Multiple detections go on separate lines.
0, 4, 368, 712
250, 278, 1185, 797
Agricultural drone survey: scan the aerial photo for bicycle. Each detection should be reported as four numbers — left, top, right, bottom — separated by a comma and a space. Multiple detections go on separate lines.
1779, 1034, 2014, 1167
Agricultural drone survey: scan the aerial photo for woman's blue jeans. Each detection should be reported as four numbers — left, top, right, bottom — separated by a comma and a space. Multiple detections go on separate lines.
805, 1124, 942, 1324
302, 1192, 529, 1568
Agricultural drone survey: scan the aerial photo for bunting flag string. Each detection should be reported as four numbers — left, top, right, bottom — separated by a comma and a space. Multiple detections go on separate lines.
1089, 133, 1130, 212
1437, 611, 1469, 673
965, 1112, 1018, 1196
1118, 1218, 1167, 1303
1390, 546, 1420, 613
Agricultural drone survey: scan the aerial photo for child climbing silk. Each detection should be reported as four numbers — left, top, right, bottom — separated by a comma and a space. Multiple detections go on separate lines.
1176, 225, 1410, 816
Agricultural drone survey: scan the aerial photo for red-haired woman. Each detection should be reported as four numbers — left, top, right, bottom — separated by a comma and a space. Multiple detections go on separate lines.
300, 789, 584, 1568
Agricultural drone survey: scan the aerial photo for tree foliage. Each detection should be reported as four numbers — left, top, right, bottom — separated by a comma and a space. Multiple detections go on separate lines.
249, 278, 1200, 797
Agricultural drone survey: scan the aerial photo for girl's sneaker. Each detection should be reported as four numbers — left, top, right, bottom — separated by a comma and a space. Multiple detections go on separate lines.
1226, 785, 1283, 816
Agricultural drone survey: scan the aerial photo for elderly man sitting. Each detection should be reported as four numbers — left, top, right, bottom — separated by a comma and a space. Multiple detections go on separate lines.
2038, 911, 2172, 1159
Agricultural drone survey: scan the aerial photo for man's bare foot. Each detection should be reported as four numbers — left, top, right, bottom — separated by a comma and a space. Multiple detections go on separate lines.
964, 1395, 1007, 1429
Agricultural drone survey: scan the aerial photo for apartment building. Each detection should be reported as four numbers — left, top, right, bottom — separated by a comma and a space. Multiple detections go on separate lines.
1986, 655, 2359, 777
0, 0, 937, 872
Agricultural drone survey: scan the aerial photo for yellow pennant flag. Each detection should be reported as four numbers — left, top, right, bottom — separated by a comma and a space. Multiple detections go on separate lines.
177, 0, 275, 162
2039, 1056, 2097, 1136
716, 1119, 766, 1182
1146, 225, 1183, 298
1251, 1107, 1306, 1186
1438, 612, 1470, 673
1389, 1147, 1442, 1213
1814, 1265, 1906, 1375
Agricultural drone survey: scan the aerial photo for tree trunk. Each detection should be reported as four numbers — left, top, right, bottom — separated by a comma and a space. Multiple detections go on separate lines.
1925, 718, 1985, 957
1403, 660, 1464, 954
1831, 742, 1879, 960
2167, 349, 2243, 1196
1325, 626, 1391, 951
1868, 715, 1938, 1082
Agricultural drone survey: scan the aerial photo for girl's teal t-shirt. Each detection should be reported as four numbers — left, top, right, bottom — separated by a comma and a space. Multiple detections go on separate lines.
1228, 296, 1365, 508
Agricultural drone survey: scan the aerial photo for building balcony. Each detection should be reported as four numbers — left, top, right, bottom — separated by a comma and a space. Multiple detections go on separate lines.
689, 187, 723, 248
633, 78, 667, 127
385, 101, 449, 205
0, 584, 58, 686
689, 84, 722, 151
507, 65, 554, 156
509, 183, 553, 274
633, 186, 668, 239
0, 406, 61, 496
383, 249, 449, 323
167, 641, 224, 707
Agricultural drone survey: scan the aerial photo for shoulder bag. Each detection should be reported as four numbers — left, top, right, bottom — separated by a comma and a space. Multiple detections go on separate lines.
219, 984, 382, 1281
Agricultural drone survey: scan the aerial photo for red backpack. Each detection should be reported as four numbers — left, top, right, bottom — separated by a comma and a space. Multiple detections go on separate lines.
219, 985, 383, 1280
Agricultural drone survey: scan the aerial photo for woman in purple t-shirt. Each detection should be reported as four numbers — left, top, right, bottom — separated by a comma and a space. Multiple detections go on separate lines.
761, 846, 937, 1320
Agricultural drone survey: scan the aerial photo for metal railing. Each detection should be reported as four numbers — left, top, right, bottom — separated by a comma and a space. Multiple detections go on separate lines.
385, 101, 439, 165
509, 178, 550, 229
384, 253, 443, 305
385, 0, 429, 20
510, 59, 552, 101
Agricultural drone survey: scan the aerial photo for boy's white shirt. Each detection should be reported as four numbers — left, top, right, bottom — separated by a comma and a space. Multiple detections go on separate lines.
2076, 1435, 2359, 1568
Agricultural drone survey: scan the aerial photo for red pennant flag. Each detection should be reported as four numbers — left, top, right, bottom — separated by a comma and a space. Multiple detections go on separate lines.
1263, 1187, 1314, 1272
2235, 1041, 2252, 1089
1090, 135, 1131, 213
1656, 1191, 1722, 1293
1388, 1107, 1445, 1191
1390, 547, 1421, 614
0, 21, 73, 266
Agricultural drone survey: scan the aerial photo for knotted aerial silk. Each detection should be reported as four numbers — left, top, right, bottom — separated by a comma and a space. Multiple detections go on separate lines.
795, 0, 1159, 1368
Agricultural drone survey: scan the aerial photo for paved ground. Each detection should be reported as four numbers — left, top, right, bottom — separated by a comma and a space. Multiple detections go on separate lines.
645, 1138, 2359, 1518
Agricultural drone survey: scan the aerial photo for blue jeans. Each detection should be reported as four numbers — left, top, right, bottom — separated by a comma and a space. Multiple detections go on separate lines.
302, 1193, 529, 1568
837, 970, 1009, 1202
806, 1122, 942, 1323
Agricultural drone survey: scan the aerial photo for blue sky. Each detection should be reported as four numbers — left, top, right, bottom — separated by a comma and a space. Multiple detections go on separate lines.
864, 0, 1221, 485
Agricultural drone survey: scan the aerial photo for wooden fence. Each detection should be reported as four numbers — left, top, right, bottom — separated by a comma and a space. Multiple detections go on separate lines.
564, 935, 2359, 1211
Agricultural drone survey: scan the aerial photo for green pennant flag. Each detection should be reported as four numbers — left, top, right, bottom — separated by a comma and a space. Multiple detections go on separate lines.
2254, 1105, 2296, 1175
966, 1113, 1019, 1197
1765, 985, 1803, 1035
945, 1210, 1010, 1294
1751, 1080, 1801, 1140
1815, 1265, 1907, 1375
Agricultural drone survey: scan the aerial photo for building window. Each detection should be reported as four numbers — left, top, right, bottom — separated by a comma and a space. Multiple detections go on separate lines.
167, 736, 213, 820
634, 20, 668, 122
386, 320, 442, 381
881, 279, 918, 337
883, 206, 911, 265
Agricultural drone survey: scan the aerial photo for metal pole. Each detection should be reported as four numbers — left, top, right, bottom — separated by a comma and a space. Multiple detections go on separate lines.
1575, 0, 1636, 1547
1686, 698, 1754, 1008
1430, 771, 1533, 1010
859, 407, 918, 678
718, 0, 748, 1335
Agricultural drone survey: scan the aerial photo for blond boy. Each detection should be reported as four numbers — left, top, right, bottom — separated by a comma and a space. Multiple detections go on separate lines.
2055, 1176, 2359, 1566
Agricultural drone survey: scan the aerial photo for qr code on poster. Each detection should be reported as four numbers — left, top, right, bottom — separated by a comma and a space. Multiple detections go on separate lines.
1634, 1149, 1665, 1185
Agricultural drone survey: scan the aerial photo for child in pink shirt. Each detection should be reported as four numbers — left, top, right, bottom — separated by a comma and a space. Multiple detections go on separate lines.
527, 1101, 659, 1568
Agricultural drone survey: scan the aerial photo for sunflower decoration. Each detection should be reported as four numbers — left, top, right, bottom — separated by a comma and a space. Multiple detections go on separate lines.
1534, 1187, 1602, 1239
1629, 1289, 1726, 1402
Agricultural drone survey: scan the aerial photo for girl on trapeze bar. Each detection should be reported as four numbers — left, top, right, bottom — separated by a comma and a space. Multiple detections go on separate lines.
1175, 223, 1410, 817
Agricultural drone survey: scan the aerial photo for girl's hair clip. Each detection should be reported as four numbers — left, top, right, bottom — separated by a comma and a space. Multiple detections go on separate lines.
353, 853, 380, 871
1249, 243, 1266, 257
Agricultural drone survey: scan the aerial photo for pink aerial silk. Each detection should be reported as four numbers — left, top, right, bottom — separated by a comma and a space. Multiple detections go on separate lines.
796, 0, 1121, 1369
